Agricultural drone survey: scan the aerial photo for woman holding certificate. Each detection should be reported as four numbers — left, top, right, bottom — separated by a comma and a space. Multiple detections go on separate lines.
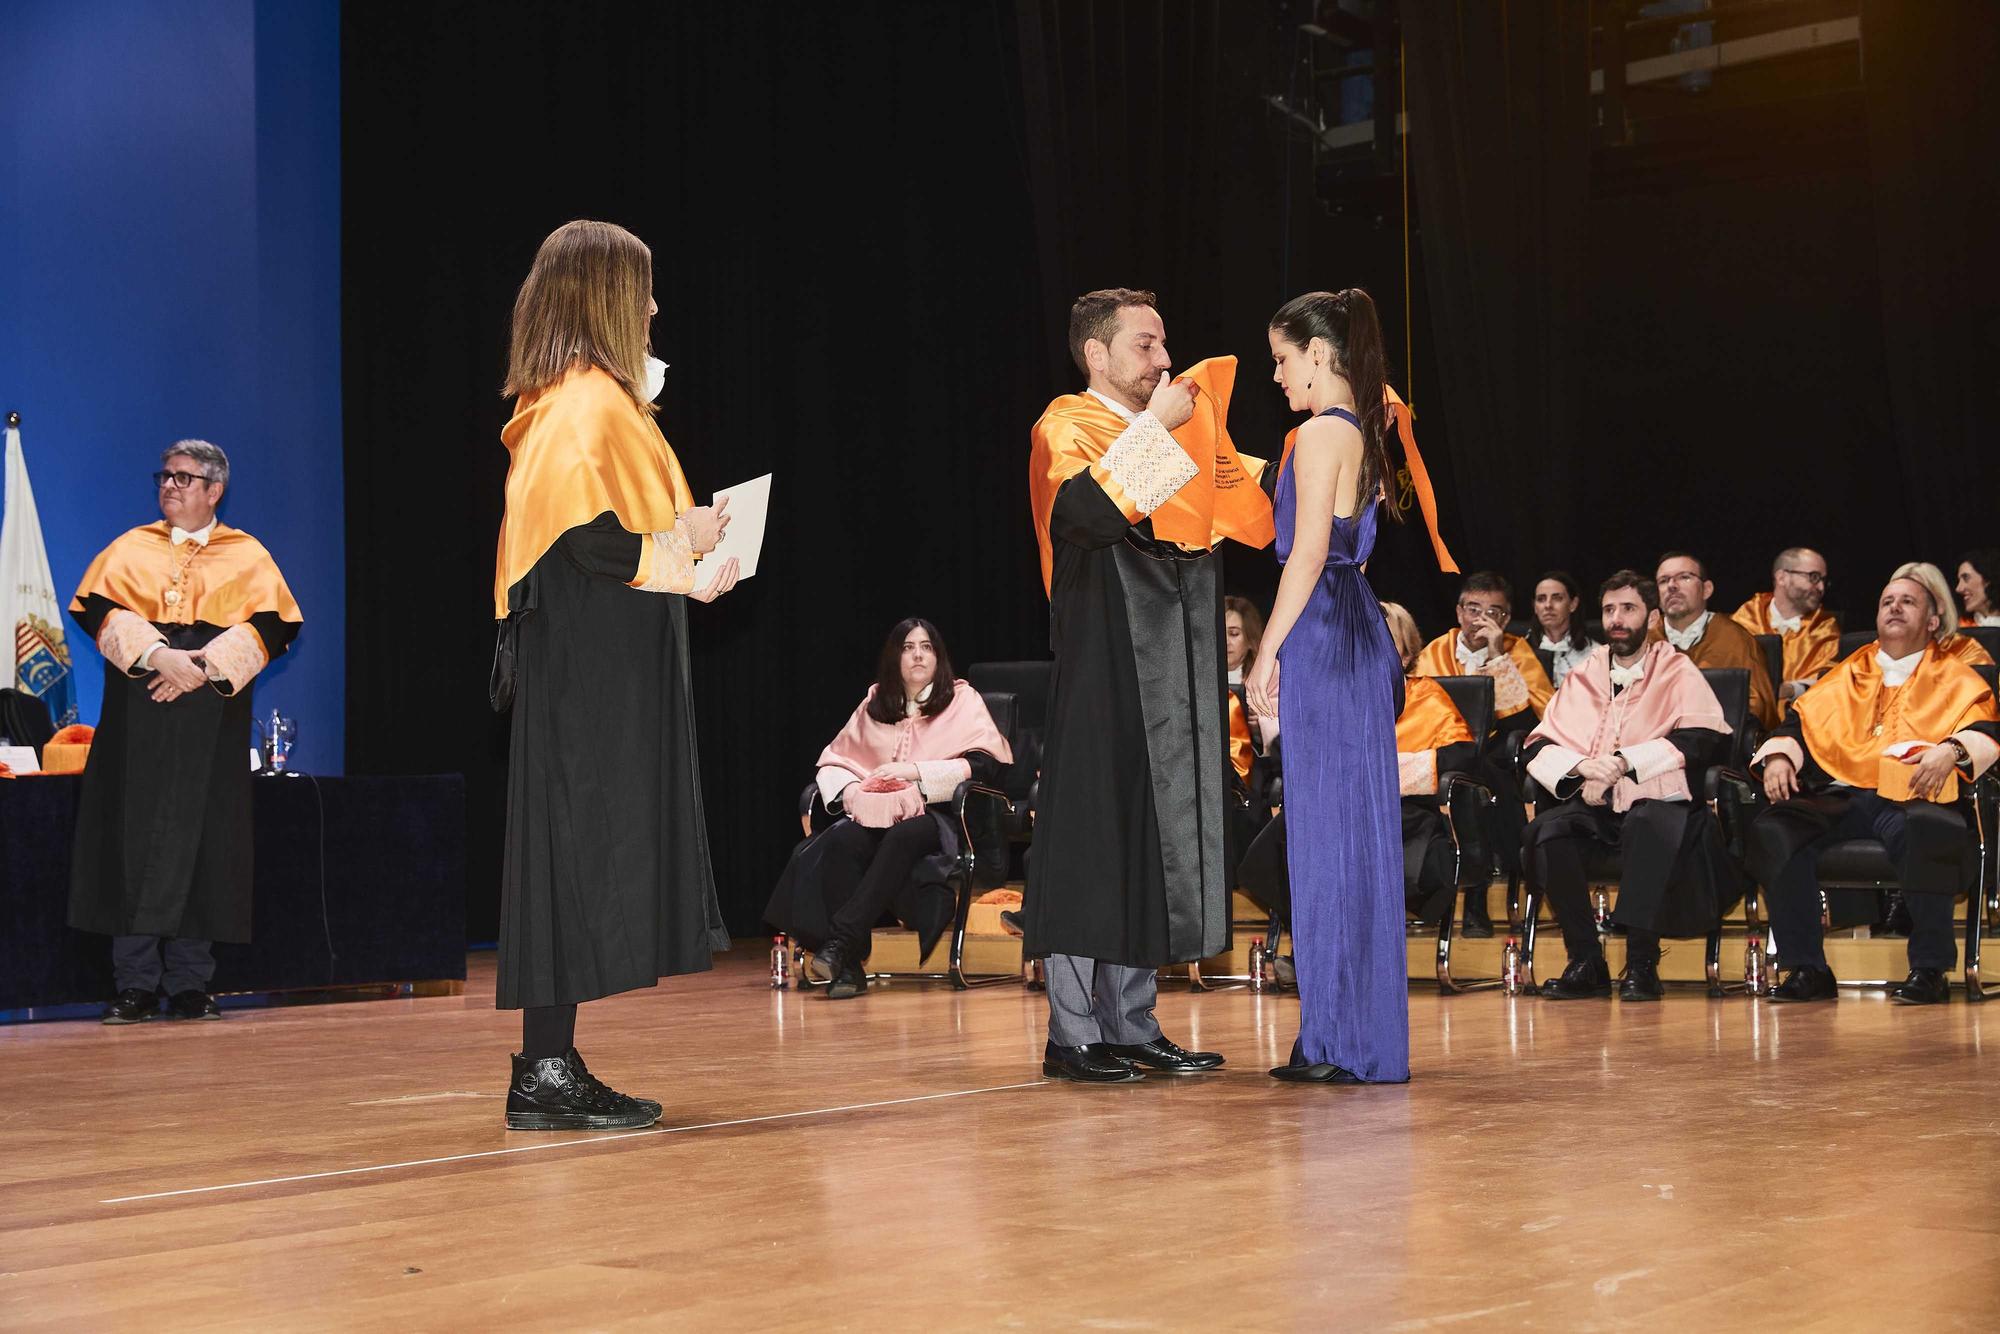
491, 220, 740, 1131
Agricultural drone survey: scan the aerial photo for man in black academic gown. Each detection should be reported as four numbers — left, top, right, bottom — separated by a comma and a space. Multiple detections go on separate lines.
67, 440, 302, 1023
1022, 289, 1260, 1082
1521, 571, 1736, 1002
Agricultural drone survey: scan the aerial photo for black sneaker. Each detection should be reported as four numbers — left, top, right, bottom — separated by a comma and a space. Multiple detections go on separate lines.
506, 1053, 660, 1131
825, 960, 869, 1000
164, 989, 222, 1021
102, 988, 159, 1025
564, 1048, 662, 1120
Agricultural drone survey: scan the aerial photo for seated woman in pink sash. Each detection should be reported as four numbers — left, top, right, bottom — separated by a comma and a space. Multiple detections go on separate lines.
764, 618, 1011, 998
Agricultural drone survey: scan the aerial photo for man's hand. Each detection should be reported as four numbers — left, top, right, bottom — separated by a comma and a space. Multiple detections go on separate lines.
1467, 608, 1506, 653
1762, 754, 1799, 803
1575, 755, 1628, 787
147, 647, 208, 702
867, 762, 922, 784
689, 556, 740, 603
1147, 376, 1200, 432
1905, 743, 1960, 801
680, 497, 731, 555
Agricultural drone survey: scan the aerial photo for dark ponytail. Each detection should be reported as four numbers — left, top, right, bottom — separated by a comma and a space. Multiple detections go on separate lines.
1268, 288, 1401, 523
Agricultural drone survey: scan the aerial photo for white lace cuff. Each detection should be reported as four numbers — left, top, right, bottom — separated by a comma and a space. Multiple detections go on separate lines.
1090, 411, 1198, 521
630, 527, 696, 594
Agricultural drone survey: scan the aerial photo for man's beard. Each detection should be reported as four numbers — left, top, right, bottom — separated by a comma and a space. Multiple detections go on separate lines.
1111, 365, 1162, 407
1606, 627, 1645, 657
1795, 584, 1825, 612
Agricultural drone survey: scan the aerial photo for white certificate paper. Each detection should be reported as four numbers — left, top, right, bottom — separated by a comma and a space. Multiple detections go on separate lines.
694, 472, 771, 581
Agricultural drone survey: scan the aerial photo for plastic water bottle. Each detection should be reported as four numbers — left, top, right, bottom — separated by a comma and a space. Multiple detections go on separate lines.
1592, 889, 1611, 936
1744, 932, 1768, 995
1501, 936, 1521, 995
770, 935, 789, 989
1247, 937, 1266, 991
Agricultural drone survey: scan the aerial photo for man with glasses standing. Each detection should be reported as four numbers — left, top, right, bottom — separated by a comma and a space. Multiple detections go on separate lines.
1733, 547, 1839, 703
66, 441, 302, 1024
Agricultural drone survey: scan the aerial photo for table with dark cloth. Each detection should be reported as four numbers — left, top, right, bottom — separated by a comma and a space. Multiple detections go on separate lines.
0, 773, 466, 1012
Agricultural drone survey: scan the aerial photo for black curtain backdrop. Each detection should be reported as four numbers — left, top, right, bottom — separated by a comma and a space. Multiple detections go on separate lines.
1860, 0, 2000, 553
343, 1, 1996, 943
1401, 0, 1591, 572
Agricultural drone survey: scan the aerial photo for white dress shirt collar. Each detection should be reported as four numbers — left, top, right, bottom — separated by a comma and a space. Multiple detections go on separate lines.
170, 521, 215, 547
1876, 647, 1924, 688
1664, 611, 1713, 652
1085, 387, 1140, 422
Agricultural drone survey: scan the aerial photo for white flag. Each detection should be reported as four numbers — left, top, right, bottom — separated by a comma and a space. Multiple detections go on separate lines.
1, 420, 77, 726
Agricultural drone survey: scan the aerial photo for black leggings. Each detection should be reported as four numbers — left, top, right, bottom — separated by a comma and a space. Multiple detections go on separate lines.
522, 1003, 578, 1060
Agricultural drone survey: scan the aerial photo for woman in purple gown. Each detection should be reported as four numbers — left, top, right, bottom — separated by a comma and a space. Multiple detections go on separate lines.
1243, 289, 1410, 1084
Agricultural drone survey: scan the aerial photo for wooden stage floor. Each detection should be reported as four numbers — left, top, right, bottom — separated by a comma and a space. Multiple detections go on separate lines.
6, 950, 1998, 1331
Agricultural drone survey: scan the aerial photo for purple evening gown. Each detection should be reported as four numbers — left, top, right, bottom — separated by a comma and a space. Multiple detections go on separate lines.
1273, 405, 1410, 1082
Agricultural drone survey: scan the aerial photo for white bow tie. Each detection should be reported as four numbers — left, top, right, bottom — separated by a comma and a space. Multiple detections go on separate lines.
1609, 660, 1646, 690
1770, 611, 1802, 635
170, 526, 210, 547
1876, 648, 1923, 687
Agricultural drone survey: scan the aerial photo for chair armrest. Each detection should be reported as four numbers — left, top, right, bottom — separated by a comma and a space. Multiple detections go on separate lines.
1439, 771, 1494, 804
1502, 728, 1528, 775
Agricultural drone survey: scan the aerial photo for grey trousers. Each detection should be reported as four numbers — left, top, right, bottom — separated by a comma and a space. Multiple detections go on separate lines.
1043, 953, 1163, 1047
112, 935, 216, 995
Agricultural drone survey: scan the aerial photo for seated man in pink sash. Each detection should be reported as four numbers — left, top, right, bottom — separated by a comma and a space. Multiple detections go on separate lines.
764, 618, 1011, 998
1522, 570, 1737, 1002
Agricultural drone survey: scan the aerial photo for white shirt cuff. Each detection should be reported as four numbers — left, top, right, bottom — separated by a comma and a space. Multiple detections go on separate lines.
1526, 744, 1586, 794
1750, 736, 1806, 774
915, 758, 971, 804
815, 766, 857, 810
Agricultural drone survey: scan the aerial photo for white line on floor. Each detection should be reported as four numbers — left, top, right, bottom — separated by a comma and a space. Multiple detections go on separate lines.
348, 1092, 504, 1105
102, 1080, 1049, 1205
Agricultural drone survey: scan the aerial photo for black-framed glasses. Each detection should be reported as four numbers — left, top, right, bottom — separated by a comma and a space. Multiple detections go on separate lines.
153, 470, 211, 490
1779, 568, 1827, 586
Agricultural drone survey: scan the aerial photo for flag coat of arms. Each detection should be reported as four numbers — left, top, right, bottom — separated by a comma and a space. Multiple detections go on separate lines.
2, 419, 77, 726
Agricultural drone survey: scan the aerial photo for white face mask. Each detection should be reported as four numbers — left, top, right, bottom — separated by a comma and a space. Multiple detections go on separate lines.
643, 355, 669, 403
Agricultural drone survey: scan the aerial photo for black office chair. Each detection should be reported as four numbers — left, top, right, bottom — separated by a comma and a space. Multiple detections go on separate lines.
0, 688, 55, 760
965, 661, 1051, 859
1962, 626, 2000, 661
1838, 629, 1873, 662
785, 687, 1016, 990
1755, 635, 1785, 697
1711, 661, 1999, 1001
1515, 667, 1751, 996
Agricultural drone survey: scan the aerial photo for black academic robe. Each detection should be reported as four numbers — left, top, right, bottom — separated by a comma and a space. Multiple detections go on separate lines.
497, 513, 729, 1009
66, 599, 298, 942
1021, 477, 1230, 967
1521, 725, 1741, 938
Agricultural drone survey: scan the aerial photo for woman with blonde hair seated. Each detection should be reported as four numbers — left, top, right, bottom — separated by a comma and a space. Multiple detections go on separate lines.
765, 618, 1011, 999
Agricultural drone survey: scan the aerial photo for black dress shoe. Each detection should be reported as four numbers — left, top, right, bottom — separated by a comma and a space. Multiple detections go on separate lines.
1541, 954, 1613, 1000
164, 989, 221, 1021
1618, 962, 1665, 1002
565, 1048, 662, 1120
825, 960, 869, 1000
1101, 1036, 1224, 1073
102, 988, 158, 1025
805, 938, 850, 985
1460, 894, 1495, 939
1767, 963, 1838, 1003
1269, 1060, 1363, 1083
1043, 1041, 1145, 1083
999, 909, 1025, 936
1889, 967, 1950, 1006
506, 1053, 661, 1130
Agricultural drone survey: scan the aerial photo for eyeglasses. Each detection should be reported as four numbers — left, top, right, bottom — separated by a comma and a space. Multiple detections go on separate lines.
153, 470, 212, 490
1457, 602, 1507, 619
1658, 572, 1704, 587
1779, 568, 1827, 586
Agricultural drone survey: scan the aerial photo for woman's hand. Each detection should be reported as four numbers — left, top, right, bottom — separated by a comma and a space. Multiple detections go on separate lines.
1245, 653, 1280, 719
867, 762, 921, 784
689, 556, 740, 603
680, 497, 732, 555
1905, 743, 1961, 801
